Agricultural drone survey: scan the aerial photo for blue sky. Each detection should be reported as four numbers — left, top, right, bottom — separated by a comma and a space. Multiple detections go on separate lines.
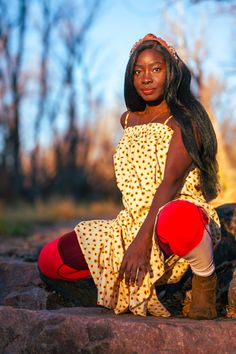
18, 0, 235, 151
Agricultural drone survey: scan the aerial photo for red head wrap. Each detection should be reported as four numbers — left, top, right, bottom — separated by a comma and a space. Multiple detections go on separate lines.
130, 33, 178, 60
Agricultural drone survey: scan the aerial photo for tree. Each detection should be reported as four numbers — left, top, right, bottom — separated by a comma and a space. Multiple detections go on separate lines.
0, 0, 28, 199
0, 0, 109, 202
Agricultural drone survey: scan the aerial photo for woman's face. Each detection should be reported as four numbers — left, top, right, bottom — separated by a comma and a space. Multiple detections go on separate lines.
133, 48, 167, 102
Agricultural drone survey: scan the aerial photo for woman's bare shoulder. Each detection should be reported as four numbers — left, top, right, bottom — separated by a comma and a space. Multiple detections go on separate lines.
120, 111, 130, 129
168, 116, 180, 131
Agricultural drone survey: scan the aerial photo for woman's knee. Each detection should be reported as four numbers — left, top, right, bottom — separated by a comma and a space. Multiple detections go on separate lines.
38, 232, 91, 280
156, 200, 208, 257
38, 237, 62, 279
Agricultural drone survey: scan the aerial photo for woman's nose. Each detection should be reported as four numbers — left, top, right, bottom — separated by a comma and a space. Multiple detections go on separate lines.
142, 71, 153, 84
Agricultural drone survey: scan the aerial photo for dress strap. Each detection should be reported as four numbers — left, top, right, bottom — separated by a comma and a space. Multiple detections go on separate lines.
164, 114, 173, 125
124, 111, 131, 128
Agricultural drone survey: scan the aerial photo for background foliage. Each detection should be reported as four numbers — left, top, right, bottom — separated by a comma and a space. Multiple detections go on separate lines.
0, 0, 235, 212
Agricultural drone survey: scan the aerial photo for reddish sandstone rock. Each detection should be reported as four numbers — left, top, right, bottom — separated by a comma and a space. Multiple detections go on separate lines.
0, 260, 42, 303
215, 203, 236, 265
4, 287, 48, 310
0, 306, 235, 354
227, 267, 236, 318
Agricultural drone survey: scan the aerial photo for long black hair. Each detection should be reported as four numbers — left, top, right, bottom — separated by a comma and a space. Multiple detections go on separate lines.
124, 40, 220, 201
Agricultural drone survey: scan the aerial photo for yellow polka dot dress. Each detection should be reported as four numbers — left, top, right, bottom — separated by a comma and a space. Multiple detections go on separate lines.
74, 121, 221, 317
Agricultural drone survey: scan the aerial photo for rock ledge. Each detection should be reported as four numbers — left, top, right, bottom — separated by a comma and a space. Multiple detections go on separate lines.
0, 306, 235, 354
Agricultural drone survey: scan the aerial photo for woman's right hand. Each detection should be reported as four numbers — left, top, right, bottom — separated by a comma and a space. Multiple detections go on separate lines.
118, 231, 152, 287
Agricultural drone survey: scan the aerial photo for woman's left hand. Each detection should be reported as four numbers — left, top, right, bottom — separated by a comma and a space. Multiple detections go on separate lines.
118, 231, 152, 287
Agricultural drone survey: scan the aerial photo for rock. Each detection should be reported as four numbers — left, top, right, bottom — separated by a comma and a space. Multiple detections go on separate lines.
0, 221, 77, 261
0, 259, 68, 310
228, 268, 236, 308
0, 258, 97, 310
0, 259, 41, 304
226, 267, 236, 318
215, 203, 236, 266
0, 306, 235, 354
0, 259, 51, 310
40, 272, 98, 307
0, 235, 43, 262
214, 203, 236, 313
4, 287, 48, 310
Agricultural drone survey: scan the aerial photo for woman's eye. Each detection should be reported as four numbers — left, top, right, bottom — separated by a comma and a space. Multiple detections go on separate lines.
133, 69, 141, 75
153, 67, 161, 73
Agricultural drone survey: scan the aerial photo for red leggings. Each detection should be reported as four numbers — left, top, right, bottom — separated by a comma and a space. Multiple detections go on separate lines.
38, 200, 208, 281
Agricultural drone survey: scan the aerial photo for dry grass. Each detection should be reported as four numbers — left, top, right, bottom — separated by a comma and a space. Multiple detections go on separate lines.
0, 198, 121, 237
0, 174, 235, 237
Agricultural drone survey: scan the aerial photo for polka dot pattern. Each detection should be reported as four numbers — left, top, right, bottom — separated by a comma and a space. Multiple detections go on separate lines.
74, 122, 221, 317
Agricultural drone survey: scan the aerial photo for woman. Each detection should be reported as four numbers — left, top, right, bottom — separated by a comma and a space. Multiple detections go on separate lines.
38, 34, 221, 319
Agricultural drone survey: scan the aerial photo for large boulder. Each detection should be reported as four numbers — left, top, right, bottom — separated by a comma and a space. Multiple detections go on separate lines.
0, 258, 97, 310
215, 203, 236, 313
0, 306, 235, 354
0, 259, 48, 309
215, 203, 236, 264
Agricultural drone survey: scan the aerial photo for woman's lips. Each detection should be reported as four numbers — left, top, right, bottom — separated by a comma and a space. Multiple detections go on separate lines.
141, 89, 155, 95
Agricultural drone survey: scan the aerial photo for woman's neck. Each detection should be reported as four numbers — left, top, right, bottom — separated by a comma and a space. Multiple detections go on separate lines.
134, 100, 171, 126
145, 100, 169, 114
145, 100, 169, 115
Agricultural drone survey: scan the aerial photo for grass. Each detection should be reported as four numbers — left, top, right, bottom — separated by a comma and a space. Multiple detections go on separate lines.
0, 198, 121, 237
0, 184, 235, 237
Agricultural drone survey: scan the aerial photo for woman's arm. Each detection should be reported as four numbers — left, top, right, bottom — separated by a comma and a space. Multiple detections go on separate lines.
118, 121, 193, 286
138, 121, 193, 234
